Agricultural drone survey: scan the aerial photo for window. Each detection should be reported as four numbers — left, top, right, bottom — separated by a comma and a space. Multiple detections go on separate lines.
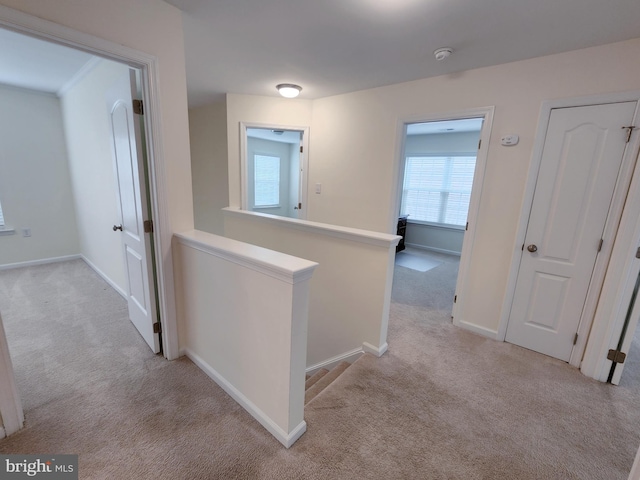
401, 155, 476, 228
254, 154, 280, 207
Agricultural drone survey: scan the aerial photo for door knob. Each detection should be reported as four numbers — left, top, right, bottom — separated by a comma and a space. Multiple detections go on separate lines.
527, 244, 538, 253
113, 224, 123, 231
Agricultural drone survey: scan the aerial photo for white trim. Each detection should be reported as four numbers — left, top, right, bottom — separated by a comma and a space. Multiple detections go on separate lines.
629, 444, 640, 480
174, 230, 318, 285
458, 320, 499, 339
581, 124, 640, 381
0, 313, 24, 437
497, 92, 640, 371
0, 4, 182, 362
363, 341, 388, 357
306, 347, 364, 376
0, 254, 81, 271
240, 122, 311, 220
404, 242, 462, 257
223, 207, 401, 248
0, 425, 5, 439
56, 56, 102, 97
183, 348, 306, 448
0, 228, 16, 236
80, 255, 127, 300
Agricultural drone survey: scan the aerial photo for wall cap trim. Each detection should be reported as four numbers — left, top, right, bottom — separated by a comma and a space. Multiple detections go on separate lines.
175, 230, 318, 284
223, 207, 401, 248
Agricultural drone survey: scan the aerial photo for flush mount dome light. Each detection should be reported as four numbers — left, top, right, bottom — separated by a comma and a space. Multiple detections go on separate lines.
276, 84, 302, 98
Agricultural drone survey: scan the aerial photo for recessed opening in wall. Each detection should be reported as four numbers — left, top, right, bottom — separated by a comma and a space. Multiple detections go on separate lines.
392, 115, 489, 326
241, 124, 310, 220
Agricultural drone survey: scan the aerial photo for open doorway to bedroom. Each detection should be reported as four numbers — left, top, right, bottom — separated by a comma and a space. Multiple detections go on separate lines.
392, 116, 485, 322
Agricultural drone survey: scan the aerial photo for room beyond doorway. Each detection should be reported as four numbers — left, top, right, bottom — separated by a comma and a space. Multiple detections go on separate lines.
393, 115, 486, 323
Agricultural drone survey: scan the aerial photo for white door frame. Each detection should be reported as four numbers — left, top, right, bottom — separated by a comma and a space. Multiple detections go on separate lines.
390, 106, 495, 328
240, 122, 310, 219
498, 91, 640, 373
0, 4, 181, 434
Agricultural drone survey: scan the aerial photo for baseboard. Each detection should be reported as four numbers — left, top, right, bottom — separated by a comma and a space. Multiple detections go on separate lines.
183, 348, 306, 448
0, 254, 81, 271
404, 242, 461, 257
306, 347, 364, 376
363, 341, 388, 357
81, 256, 127, 300
455, 319, 499, 339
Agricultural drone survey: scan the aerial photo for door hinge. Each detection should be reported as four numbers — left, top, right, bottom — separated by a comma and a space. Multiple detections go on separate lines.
623, 125, 636, 143
153, 322, 162, 334
133, 99, 144, 115
573, 332, 578, 345
300, 145, 303, 153
465, 222, 469, 231
144, 219, 153, 233
478, 139, 482, 149
607, 349, 626, 364
454, 295, 457, 303
597, 238, 603, 252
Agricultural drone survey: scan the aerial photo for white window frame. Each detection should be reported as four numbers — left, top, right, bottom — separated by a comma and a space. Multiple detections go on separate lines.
239, 122, 310, 220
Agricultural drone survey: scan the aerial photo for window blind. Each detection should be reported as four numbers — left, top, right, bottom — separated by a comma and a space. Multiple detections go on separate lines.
254, 155, 280, 207
401, 155, 476, 227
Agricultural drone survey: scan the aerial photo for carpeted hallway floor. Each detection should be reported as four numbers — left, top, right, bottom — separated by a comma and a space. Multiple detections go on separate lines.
0, 257, 639, 479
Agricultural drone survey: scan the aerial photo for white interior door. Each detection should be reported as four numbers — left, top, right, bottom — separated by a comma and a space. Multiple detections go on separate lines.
506, 102, 637, 361
106, 70, 160, 353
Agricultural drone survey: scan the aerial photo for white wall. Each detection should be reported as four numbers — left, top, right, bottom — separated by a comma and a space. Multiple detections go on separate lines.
174, 230, 317, 447
223, 209, 399, 366
226, 94, 313, 210
60, 59, 129, 293
0, 85, 79, 266
189, 101, 229, 235
307, 37, 640, 334
404, 131, 479, 155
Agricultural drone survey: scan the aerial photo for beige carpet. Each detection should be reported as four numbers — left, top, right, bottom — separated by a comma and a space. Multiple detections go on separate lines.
0, 258, 639, 479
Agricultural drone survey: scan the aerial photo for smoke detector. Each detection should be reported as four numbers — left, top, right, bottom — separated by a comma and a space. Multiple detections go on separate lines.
434, 47, 453, 61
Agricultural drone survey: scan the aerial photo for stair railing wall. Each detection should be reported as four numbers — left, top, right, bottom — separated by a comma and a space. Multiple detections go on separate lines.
222, 207, 401, 369
173, 230, 317, 448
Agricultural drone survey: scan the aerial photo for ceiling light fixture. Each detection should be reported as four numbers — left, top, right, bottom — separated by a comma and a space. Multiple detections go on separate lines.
276, 83, 302, 98
434, 47, 453, 61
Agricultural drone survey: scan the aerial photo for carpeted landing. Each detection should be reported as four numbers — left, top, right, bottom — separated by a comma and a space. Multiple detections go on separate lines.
0, 258, 639, 479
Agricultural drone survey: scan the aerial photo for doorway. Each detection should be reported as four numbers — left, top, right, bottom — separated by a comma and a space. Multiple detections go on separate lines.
392, 110, 493, 325
0, 20, 166, 436
240, 123, 310, 220
503, 98, 640, 370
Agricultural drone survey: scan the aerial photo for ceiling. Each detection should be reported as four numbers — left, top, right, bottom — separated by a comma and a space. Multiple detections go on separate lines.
0, 28, 95, 95
1, 1, 639, 107
165, 0, 640, 107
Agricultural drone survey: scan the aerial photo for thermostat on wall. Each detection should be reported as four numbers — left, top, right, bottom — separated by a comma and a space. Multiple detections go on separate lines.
501, 134, 519, 146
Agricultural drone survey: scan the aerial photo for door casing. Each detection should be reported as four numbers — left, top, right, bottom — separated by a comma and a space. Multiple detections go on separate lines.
390, 106, 495, 331
240, 122, 310, 220
499, 92, 640, 374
